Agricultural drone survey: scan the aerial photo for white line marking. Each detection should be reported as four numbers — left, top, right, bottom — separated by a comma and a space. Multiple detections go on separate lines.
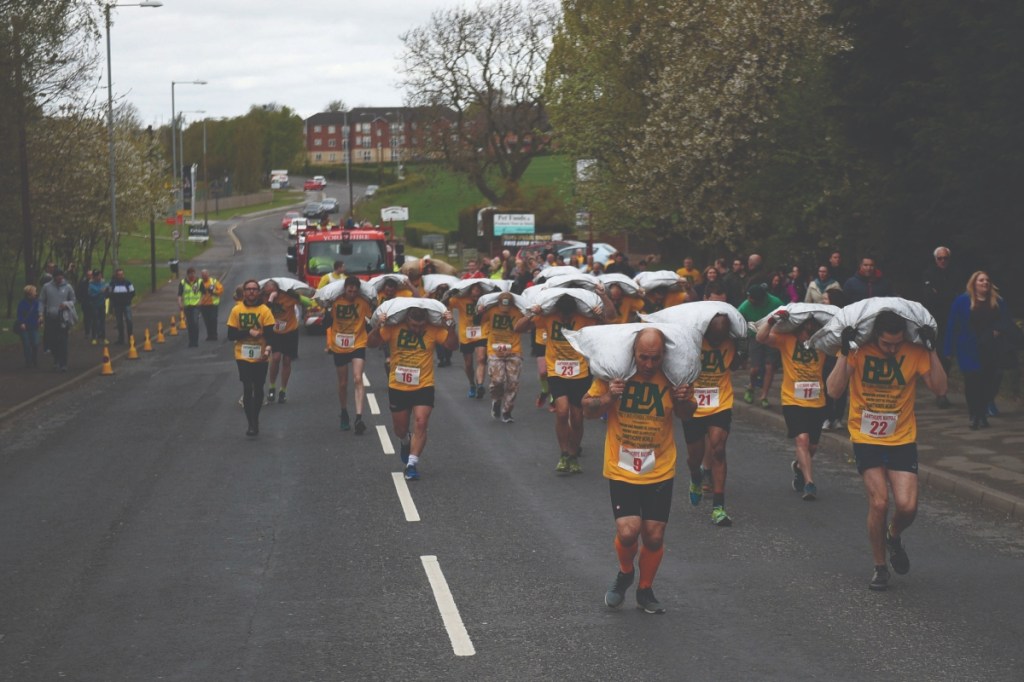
227, 223, 242, 252
367, 393, 380, 415
420, 556, 475, 657
391, 473, 421, 522
376, 425, 395, 455
362, 374, 371, 387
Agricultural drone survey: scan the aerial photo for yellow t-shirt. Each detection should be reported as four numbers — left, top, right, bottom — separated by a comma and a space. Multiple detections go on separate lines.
847, 342, 931, 445
318, 272, 345, 289
380, 323, 448, 391
590, 372, 678, 484
693, 338, 735, 416
778, 334, 826, 407
377, 289, 413, 307
328, 296, 373, 353
675, 266, 703, 285
534, 313, 597, 378
267, 291, 300, 334
480, 306, 524, 355
665, 290, 690, 308
609, 296, 645, 325
227, 302, 275, 362
449, 296, 485, 344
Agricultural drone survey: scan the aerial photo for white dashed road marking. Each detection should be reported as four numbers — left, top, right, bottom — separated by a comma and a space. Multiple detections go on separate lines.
362, 374, 371, 387
420, 556, 475, 657
376, 425, 395, 455
391, 473, 421, 522
367, 393, 380, 415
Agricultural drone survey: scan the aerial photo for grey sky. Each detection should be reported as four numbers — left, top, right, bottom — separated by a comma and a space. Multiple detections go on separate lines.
105, 0, 459, 125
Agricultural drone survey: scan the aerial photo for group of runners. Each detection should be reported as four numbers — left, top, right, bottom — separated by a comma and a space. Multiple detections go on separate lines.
226, 261, 947, 607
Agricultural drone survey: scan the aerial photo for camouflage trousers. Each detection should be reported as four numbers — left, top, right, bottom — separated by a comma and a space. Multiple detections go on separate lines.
487, 354, 522, 414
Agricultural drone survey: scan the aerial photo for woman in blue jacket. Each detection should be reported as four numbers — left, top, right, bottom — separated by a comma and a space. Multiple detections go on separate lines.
14, 285, 41, 367
943, 271, 1005, 429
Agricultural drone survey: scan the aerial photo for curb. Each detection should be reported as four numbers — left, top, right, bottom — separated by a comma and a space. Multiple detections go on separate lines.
731, 399, 1023, 519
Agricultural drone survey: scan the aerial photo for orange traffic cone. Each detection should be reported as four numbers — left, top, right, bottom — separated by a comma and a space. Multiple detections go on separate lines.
169, 315, 179, 336
100, 347, 114, 375
127, 334, 139, 359
143, 328, 154, 352
178, 313, 187, 330
156, 321, 166, 344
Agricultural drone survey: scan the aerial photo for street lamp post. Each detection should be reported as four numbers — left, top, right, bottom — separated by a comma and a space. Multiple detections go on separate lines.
170, 79, 207, 218
344, 110, 353, 219
105, 0, 162, 270
178, 110, 204, 222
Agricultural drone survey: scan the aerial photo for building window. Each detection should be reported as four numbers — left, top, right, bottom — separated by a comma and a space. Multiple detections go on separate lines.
314, 138, 322, 147
361, 151, 372, 162
328, 125, 336, 134
357, 122, 370, 133
329, 153, 336, 161
314, 125, 322, 133
314, 153, 322, 161
361, 135, 371, 147
328, 139, 336, 147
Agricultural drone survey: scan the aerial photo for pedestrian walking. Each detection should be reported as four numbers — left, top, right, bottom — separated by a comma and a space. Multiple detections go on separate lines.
39, 269, 76, 371
178, 268, 202, 347
105, 268, 135, 345
14, 285, 41, 368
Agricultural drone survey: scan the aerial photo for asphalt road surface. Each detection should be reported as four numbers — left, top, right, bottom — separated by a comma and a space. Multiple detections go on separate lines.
2, 211, 1023, 681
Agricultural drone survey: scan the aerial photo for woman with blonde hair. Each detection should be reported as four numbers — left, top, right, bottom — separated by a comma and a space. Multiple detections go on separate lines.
943, 271, 1006, 429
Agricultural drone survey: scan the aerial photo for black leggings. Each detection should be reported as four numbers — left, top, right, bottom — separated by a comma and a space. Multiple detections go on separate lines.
237, 360, 269, 425
963, 364, 999, 420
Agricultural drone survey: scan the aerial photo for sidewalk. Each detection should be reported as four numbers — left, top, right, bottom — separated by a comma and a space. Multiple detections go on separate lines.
729, 373, 1024, 519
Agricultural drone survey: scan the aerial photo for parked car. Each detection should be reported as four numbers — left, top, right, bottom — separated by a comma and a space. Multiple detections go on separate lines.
302, 202, 324, 220
364, 185, 379, 198
303, 179, 320, 191
313, 175, 327, 187
280, 210, 300, 230
557, 241, 619, 266
320, 197, 340, 214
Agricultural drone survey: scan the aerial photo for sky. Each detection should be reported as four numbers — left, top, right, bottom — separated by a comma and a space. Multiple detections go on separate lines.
105, 0, 461, 126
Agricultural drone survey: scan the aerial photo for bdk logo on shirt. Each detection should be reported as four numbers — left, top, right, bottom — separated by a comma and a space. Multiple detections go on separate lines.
335, 303, 359, 319
238, 312, 261, 330
792, 345, 818, 364
551, 320, 575, 342
397, 329, 426, 350
619, 381, 669, 416
862, 355, 906, 386
492, 314, 514, 331
701, 348, 727, 373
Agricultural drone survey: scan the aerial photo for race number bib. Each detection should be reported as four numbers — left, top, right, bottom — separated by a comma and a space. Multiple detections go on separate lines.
618, 447, 655, 475
491, 342, 512, 353
274, 320, 288, 332
694, 387, 720, 409
465, 325, 483, 340
860, 410, 898, 439
394, 365, 421, 387
555, 359, 581, 377
794, 381, 821, 401
540, 330, 549, 342
240, 343, 262, 360
334, 333, 356, 349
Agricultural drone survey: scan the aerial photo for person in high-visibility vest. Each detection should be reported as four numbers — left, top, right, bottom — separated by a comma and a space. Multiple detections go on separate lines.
318, 260, 346, 290
199, 268, 224, 341
178, 267, 202, 347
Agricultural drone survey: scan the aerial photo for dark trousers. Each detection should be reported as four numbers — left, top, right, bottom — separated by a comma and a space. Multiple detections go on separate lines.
44, 316, 69, 368
200, 305, 219, 340
184, 306, 201, 347
964, 365, 999, 420
113, 304, 133, 342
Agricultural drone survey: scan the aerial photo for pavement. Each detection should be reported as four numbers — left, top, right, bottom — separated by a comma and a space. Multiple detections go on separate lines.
3, 227, 1022, 518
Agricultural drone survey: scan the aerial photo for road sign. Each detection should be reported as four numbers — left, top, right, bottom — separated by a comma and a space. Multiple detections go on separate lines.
381, 206, 409, 222
447, 244, 459, 258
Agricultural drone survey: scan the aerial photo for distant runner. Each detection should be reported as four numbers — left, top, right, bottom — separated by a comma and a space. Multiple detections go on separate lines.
325, 275, 374, 433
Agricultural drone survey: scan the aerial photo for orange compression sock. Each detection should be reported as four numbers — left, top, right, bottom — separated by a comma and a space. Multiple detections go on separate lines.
615, 535, 638, 574
638, 544, 665, 589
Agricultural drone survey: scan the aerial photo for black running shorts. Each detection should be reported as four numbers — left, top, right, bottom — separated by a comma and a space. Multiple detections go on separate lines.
332, 347, 366, 366
783, 405, 828, 442
460, 339, 486, 355
682, 409, 732, 445
236, 359, 269, 385
388, 386, 435, 412
548, 374, 593, 407
853, 442, 919, 475
609, 478, 674, 522
264, 329, 299, 359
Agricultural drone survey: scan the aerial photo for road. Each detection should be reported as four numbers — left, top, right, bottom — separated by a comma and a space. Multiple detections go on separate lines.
1, 209, 1023, 681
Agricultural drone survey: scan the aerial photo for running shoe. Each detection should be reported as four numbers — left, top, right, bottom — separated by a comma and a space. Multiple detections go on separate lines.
689, 482, 703, 506
536, 392, 549, 408
400, 439, 411, 465
354, 417, 366, 436
711, 506, 733, 527
568, 457, 583, 474
987, 402, 1000, 417
404, 463, 420, 481
802, 482, 818, 501
635, 587, 666, 614
491, 400, 501, 420
604, 570, 634, 608
501, 411, 514, 423
238, 395, 244, 407
760, 398, 770, 408
792, 460, 805, 492
743, 388, 754, 404
869, 566, 890, 591
266, 387, 276, 404
278, 390, 287, 404
467, 386, 476, 398
886, 528, 910, 575
555, 454, 570, 473
701, 466, 713, 493
340, 410, 351, 431
821, 419, 832, 431
475, 384, 486, 399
